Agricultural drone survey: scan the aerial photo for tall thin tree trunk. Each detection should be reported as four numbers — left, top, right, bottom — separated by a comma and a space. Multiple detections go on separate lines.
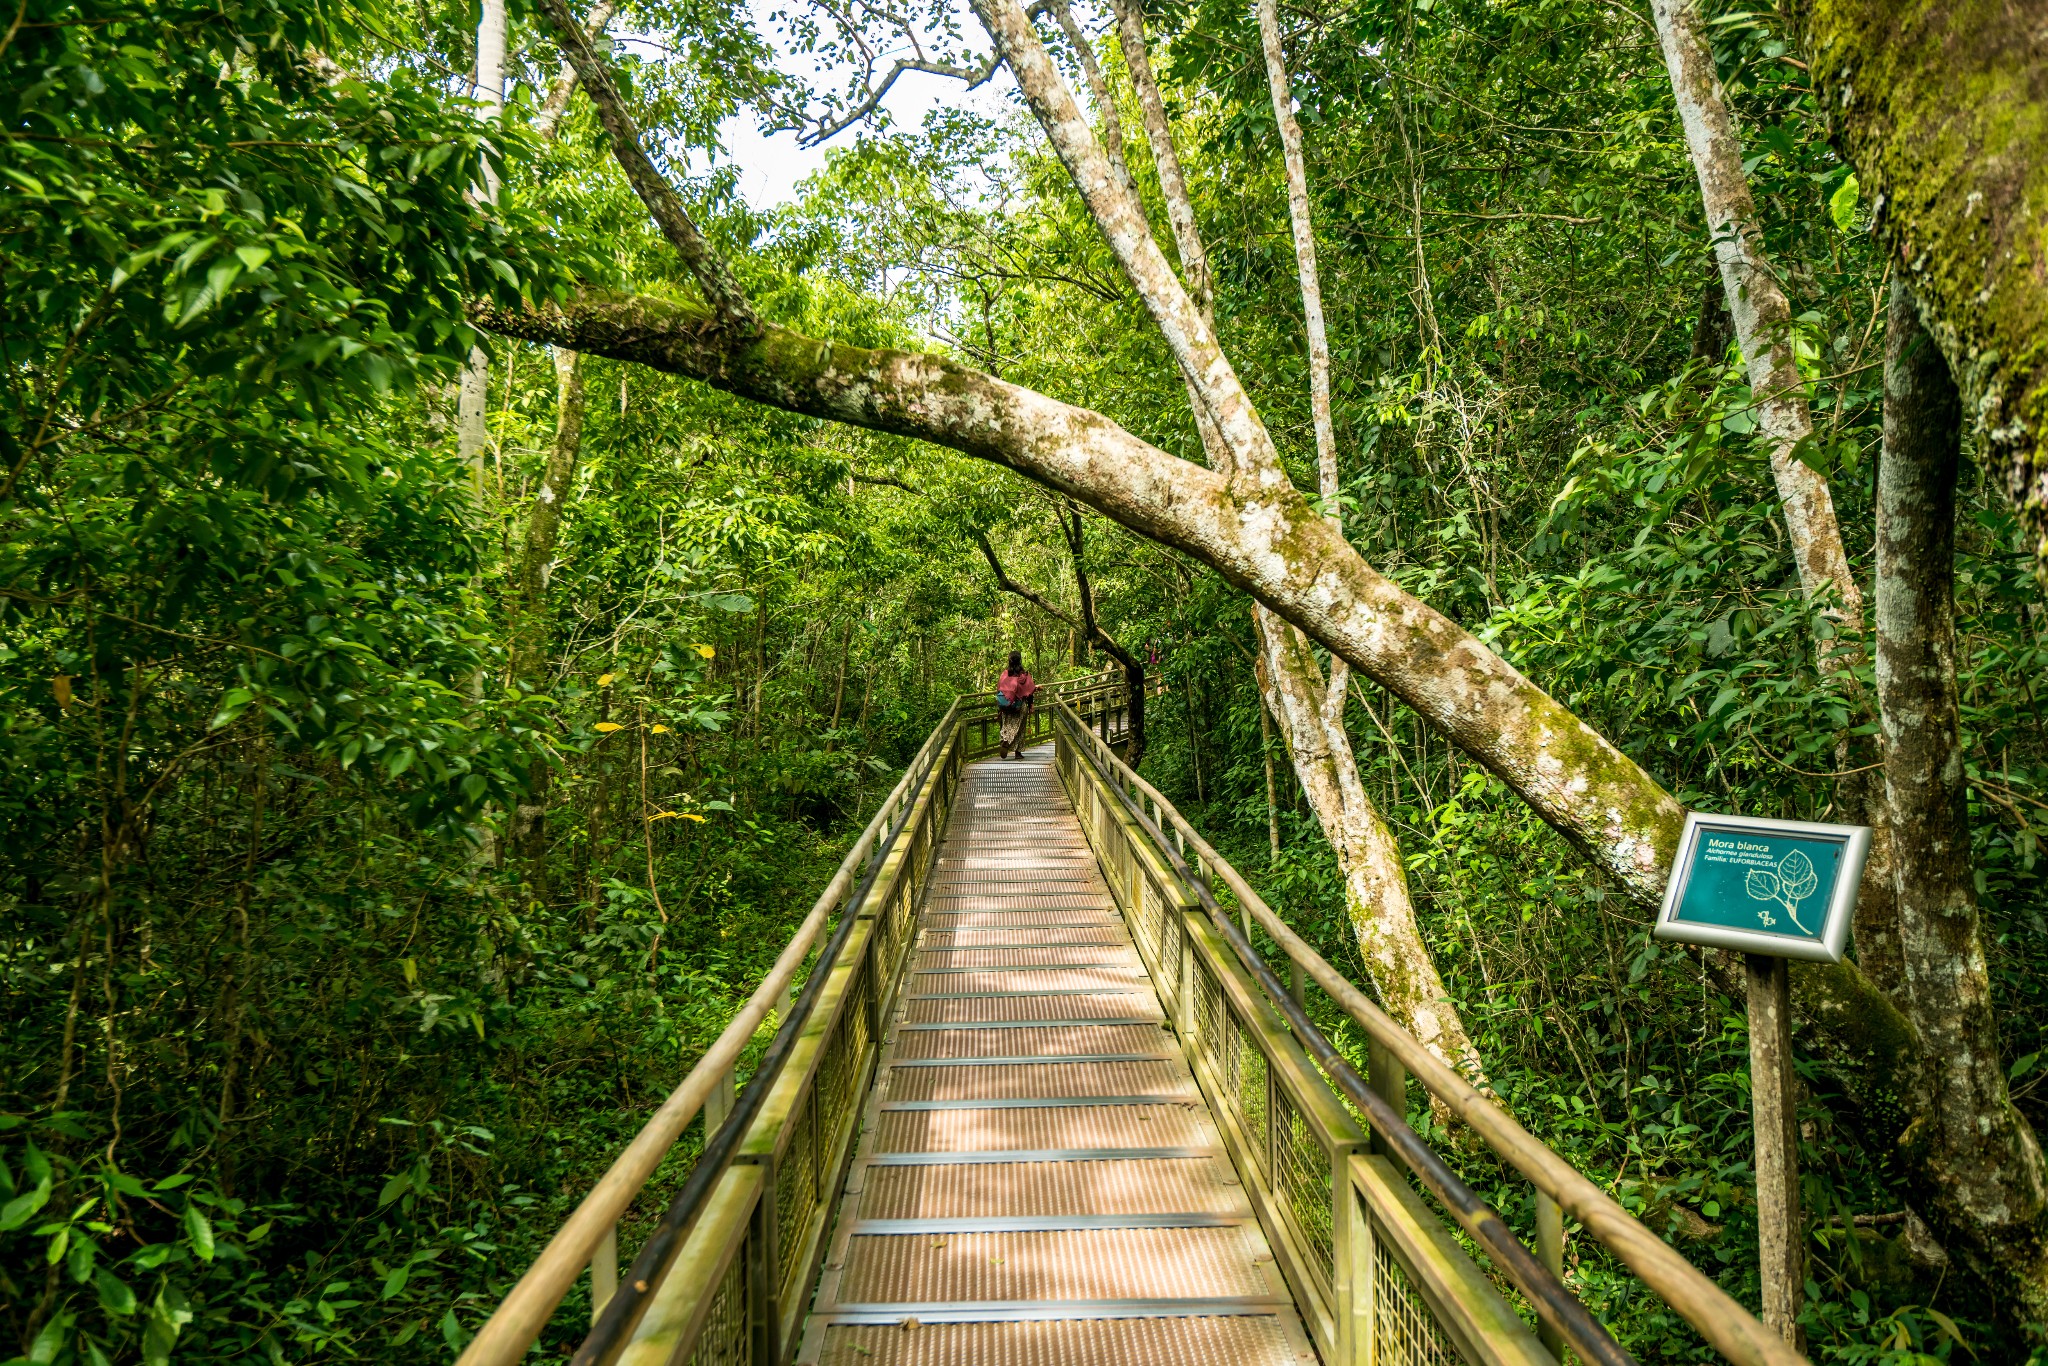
1650, 0, 1859, 616
533, 0, 618, 137
508, 349, 588, 878
502, 5, 614, 880
457, 0, 507, 510
1877, 279, 2048, 1312
1258, 0, 1335, 514
1100, 0, 1475, 1075
1261, 699, 1281, 862
1649, 0, 1903, 995
513, 349, 587, 685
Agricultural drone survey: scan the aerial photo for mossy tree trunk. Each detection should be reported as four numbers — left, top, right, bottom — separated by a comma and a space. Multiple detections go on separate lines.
1877, 278, 2048, 1314
1804, 0, 2048, 587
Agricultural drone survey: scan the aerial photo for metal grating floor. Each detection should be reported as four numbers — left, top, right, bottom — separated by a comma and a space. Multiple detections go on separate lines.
799, 744, 1316, 1365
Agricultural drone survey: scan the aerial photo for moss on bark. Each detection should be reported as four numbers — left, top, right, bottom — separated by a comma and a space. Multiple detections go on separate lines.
1804, 0, 2048, 583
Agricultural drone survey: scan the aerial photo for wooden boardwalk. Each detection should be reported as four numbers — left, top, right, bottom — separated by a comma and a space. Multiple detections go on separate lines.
801, 744, 1316, 1364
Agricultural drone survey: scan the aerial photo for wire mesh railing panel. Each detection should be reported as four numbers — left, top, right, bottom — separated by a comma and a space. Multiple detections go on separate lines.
683, 1233, 750, 1366
812, 966, 871, 1179
1194, 952, 1224, 1080
1274, 1087, 1334, 1294
1375, 1229, 1468, 1366
1229, 1008, 1271, 1181
776, 1094, 818, 1298
1145, 875, 1178, 1003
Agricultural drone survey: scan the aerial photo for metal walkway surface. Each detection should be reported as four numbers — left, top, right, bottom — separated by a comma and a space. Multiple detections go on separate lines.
800, 744, 1317, 1365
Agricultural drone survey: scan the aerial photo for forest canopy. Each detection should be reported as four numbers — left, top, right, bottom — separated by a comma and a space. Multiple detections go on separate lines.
3, 0, 2047, 1360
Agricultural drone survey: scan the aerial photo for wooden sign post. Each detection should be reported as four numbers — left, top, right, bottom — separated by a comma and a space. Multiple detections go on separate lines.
1653, 812, 1870, 1348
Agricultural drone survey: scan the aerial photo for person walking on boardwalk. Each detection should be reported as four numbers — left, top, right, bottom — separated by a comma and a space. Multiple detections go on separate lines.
995, 651, 1037, 759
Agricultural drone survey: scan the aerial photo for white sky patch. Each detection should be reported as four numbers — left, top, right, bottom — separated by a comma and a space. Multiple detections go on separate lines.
703, 0, 1022, 208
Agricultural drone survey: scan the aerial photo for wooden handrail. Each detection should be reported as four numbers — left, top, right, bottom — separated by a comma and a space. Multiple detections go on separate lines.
454, 701, 963, 1366
1052, 699, 1808, 1366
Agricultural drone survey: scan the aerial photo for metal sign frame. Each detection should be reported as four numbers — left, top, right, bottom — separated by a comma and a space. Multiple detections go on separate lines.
1653, 811, 1871, 963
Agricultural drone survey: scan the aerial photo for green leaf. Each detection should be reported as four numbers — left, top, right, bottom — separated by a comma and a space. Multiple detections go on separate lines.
2010, 1052, 2039, 1082
1, 1177, 51, 1232
27, 1311, 71, 1366
1922, 1306, 1969, 1348
439, 1309, 468, 1353
95, 1269, 137, 1317
143, 1285, 191, 1366
183, 1202, 214, 1262
1828, 173, 1861, 231
377, 1171, 410, 1207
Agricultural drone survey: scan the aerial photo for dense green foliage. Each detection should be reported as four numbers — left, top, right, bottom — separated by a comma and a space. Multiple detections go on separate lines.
3, 0, 2045, 1361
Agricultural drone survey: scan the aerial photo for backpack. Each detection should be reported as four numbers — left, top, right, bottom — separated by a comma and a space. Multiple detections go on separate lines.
996, 672, 1033, 709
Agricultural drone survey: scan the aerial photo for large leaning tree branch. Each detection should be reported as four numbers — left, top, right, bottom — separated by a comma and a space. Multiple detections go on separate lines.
477, 0, 1916, 1164
1803, 0, 2048, 584
476, 292, 1925, 1086
479, 291, 1682, 898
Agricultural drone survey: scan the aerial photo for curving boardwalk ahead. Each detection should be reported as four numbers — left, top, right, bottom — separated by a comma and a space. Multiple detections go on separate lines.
801, 743, 1316, 1364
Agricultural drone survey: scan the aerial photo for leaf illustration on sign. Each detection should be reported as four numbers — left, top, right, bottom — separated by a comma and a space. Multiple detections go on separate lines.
1745, 849, 1818, 932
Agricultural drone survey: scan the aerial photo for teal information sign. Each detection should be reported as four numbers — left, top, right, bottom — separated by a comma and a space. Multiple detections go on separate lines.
1654, 812, 1870, 962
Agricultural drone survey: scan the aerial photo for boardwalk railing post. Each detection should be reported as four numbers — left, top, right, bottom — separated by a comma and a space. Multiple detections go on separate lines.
1538, 1191, 1566, 1361
589, 1225, 616, 1326
704, 1066, 733, 1137
1344, 1172, 1374, 1366
1367, 1037, 1405, 1157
